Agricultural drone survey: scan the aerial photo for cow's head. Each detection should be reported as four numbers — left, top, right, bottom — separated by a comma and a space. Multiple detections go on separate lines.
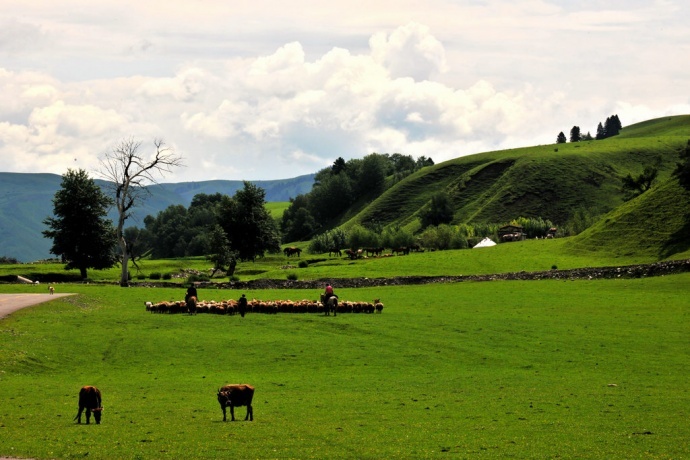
92, 407, 103, 424
217, 391, 230, 406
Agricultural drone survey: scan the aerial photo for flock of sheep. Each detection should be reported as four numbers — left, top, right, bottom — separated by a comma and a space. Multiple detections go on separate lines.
145, 297, 384, 315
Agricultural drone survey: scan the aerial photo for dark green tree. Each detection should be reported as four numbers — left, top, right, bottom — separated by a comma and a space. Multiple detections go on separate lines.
42, 169, 118, 279
556, 132, 567, 144
596, 122, 606, 140
569, 126, 581, 143
218, 182, 281, 261
420, 191, 455, 227
332, 157, 347, 175
207, 224, 238, 277
673, 139, 690, 190
621, 166, 658, 200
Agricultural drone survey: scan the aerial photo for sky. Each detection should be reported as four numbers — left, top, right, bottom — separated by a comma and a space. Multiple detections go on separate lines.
1, 0, 689, 183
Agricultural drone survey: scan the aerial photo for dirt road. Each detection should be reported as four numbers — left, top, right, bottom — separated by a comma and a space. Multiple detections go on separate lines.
0, 293, 74, 319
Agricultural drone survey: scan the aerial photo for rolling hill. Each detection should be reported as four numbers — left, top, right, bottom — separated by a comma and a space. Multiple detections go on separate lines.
0, 174, 314, 262
3, 114, 689, 263
335, 116, 690, 247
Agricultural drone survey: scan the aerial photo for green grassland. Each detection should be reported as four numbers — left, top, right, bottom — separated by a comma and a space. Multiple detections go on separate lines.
1, 274, 688, 459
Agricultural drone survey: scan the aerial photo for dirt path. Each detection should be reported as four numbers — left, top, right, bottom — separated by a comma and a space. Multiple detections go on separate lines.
0, 293, 74, 320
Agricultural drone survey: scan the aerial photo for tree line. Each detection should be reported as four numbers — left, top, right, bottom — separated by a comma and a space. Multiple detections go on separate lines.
557, 114, 622, 144
280, 153, 434, 242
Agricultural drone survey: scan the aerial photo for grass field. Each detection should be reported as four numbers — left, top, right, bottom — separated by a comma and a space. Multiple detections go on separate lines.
1, 273, 688, 459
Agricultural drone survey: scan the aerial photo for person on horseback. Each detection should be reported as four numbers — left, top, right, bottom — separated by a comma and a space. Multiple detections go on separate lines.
185, 283, 198, 304
324, 283, 335, 303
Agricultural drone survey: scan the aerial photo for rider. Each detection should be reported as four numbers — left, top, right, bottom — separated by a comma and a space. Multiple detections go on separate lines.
324, 283, 335, 303
185, 283, 198, 304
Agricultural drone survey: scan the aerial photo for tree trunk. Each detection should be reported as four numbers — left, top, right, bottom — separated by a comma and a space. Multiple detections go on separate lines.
80, 266, 88, 280
119, 236, 129, 287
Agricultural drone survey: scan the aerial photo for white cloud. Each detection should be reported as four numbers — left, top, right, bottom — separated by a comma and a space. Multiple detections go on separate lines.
0, 1, 688, 183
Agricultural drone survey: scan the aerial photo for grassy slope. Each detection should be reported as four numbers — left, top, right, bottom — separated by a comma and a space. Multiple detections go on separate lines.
567, 177, 690, 259
341, 115, 690, 232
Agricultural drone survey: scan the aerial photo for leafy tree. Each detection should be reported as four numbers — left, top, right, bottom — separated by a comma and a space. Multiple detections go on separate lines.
218, 182, 281, 261
556, 132, 567, 144
42, 169, 118, 279
415, 155, 434, 169
420, 191, 455, 227
569, 126, 581, 143
596, 122, 606, 140
356, 153, 388, 195
99, 138, 183, 286
207, 224, 238, 277
280, 194, 317, 242
604, 115, 622, 137
582, 131, 593, 141
673, 139, 690, 190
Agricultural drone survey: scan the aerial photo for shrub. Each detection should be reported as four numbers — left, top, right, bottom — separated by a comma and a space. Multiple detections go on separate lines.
149, 272, 162, 280
188, 274, 210, 283
229, 275, 240, 282
298, 260, 308, 268
162, 273, 173, 280
136, 274, 146, 280
286, 273, 298, 280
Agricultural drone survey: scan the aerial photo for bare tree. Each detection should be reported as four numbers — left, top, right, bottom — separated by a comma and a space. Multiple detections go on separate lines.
100, 138, 183, 286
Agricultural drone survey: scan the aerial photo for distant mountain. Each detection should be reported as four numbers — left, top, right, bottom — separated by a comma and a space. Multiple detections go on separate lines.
0, 173, 315, 262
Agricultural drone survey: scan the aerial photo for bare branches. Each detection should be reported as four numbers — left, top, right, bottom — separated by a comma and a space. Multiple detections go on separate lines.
98, 137, 183, 286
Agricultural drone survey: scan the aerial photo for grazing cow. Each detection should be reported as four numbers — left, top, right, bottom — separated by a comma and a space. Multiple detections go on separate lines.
217, 384, 255, 421
48, 286, 55, 295
329, 248, 342, 257
283, 247, 302, 257
75, 386, 103, 424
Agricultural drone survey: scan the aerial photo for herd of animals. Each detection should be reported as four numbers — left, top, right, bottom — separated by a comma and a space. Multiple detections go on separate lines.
145, 296, 384, 315
283, 244, 423, 259
74, 384, 255, 425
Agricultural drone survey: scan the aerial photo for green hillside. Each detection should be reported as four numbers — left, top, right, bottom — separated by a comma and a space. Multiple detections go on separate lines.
340, 115, 690, 239
566, 177, 690, 259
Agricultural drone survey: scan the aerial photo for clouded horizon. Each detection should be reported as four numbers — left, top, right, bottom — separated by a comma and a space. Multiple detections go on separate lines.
2, 0, 689, 183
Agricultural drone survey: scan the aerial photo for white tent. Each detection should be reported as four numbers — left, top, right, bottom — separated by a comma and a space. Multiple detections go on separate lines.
473, 237, 496, 248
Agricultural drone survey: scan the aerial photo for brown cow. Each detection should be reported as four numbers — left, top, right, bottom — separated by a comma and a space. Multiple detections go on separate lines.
217, 384, 255, 421
74, 386, 103, 424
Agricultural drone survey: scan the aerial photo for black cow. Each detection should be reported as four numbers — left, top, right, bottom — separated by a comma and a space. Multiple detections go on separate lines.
74, 386, 103, 424
217, 384, 255, 421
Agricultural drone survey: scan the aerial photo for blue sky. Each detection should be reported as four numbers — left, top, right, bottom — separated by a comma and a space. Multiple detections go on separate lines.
1, 0, 688, 182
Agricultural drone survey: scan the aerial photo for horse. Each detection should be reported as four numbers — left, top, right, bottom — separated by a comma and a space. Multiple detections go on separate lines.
186, 296, 197, 315
283, 247, 302, 257
320, 293, 338, 316
329, 248, 342, 257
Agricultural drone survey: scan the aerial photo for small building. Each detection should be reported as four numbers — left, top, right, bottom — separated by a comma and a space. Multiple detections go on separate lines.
498, 224, 525, 242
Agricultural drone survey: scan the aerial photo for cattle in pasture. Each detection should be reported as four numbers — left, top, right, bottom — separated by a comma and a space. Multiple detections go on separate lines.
329, 248, 342, 257
392, 246, 410, 255
49, 286, 55, 294
74, 386, 103, 424
217, 384, 255, 421
283, 247, 302, 257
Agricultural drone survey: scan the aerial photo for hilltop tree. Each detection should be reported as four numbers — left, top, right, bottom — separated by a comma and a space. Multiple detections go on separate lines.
43, 169, 118, 279
99, 138, 183, 286
569, 126, 581, 143
596, 122, 606, 140
556, 132, 567, 144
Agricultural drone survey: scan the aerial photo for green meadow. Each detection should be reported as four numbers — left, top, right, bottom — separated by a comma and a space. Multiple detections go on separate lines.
1, 271, 688, 459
